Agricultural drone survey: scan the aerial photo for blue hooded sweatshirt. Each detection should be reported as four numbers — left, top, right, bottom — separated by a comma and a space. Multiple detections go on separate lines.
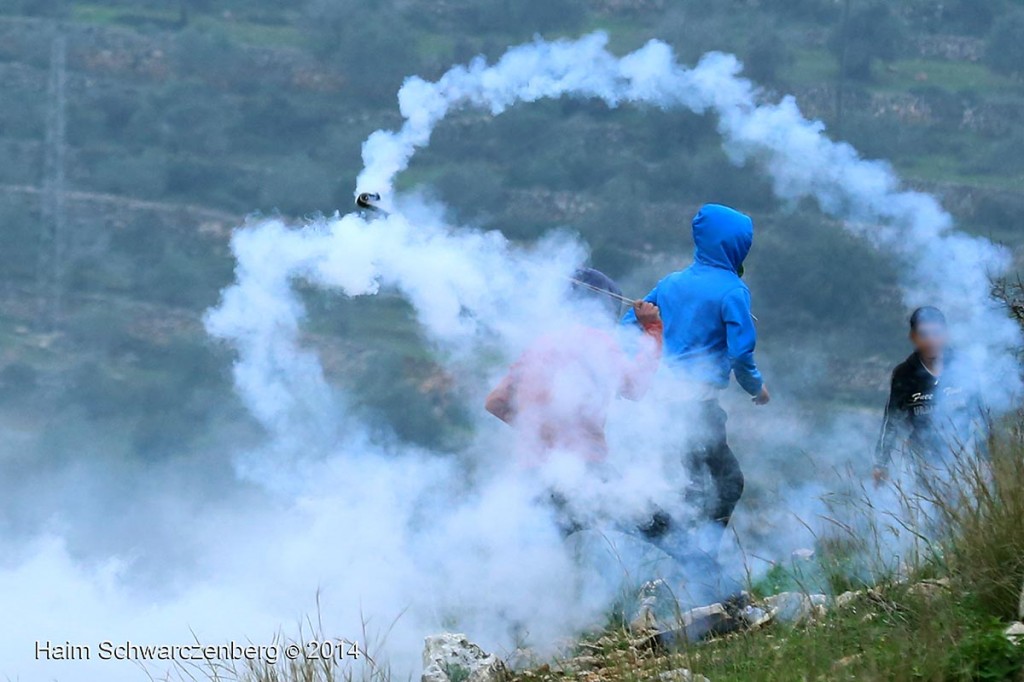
623, 204, 764, 395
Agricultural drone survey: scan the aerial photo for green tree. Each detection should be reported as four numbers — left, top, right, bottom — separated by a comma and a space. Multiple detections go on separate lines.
304, 0, 419, 106
903, 0, 1002, 35
986, 10, 1024, 77
13, 0, 65, 17
828, 1, 906, 80
176, 0, 213, 28
943, 0, 1001, 35
509, 0, 586, 33
410, 0, 586, 35
743, 27, 794, 86
760, 0, 838, 23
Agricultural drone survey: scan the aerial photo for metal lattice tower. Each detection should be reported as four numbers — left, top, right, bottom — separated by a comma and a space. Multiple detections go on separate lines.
37, 30, 68, 330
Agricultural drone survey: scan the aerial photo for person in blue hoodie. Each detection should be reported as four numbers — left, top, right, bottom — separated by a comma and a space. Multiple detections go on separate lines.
624, 203, 770, 547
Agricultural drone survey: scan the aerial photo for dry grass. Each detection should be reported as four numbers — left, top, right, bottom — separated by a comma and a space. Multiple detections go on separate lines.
175, 599, 394, 682
927, 421, 1024, 620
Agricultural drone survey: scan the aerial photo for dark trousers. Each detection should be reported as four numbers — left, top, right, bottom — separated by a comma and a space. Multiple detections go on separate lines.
551, 401, 745, 557
689, 400, 745, 529
641, 399, 745, 546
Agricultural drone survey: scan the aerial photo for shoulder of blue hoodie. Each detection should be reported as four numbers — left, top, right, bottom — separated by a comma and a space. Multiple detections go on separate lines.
622, 213, 763, 392
628, 261, 750, 315
624, 268, 761, 393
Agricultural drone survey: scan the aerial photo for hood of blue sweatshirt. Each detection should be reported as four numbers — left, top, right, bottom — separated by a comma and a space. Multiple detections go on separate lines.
692, 204, 753, 274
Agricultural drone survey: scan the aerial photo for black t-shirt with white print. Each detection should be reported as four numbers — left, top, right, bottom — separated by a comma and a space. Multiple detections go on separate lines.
875, 351, 978, 468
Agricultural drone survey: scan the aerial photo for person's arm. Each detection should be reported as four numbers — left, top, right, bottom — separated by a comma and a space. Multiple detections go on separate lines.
722, 287, 765, 398
874, 369, 910, 483
620, 302, 664, 401
621, 284, 659, 327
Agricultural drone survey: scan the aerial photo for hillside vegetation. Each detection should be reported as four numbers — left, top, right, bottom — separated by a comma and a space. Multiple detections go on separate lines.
1, 0, 1023, 474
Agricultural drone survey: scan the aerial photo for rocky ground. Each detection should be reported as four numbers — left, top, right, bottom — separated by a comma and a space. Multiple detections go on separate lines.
418, 574, 1024, 682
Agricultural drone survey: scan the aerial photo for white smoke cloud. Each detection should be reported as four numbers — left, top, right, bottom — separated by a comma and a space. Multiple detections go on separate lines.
4, 31, 1018, 682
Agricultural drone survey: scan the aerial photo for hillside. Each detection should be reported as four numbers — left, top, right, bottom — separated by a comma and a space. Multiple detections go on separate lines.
0, 0, 1022, 457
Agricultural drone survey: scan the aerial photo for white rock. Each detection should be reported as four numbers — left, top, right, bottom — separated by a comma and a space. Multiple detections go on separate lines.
422, 633, 509, 682
659, 668, 710, 682
907, 578, 950, 600
1005, 622, 1024, 645
739, 604, 774, 629
835, 590, 863, 609
791, 548, 816, 562
763, 592, 828, 624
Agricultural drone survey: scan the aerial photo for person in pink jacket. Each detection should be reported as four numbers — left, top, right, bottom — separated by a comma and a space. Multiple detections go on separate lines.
486, 268, 663, 467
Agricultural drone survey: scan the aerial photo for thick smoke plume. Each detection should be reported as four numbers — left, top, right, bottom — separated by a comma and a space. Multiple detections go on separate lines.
4, 32, 1018, 682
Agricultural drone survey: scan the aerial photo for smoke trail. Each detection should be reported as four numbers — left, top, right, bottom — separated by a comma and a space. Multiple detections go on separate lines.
356, 32, 1019, 392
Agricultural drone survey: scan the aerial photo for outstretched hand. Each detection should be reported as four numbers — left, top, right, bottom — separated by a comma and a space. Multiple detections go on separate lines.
633, 301, 661, 327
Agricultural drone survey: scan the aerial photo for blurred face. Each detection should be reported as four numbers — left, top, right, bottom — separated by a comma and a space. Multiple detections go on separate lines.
910, 321, 948, 359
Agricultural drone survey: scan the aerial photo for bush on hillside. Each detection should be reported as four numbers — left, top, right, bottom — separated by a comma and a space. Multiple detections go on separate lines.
405, 0, 587, 35
828, 2, 907, 80
759, 0, 839, 23
986, 10, 1024, 77
903, 0, 1002, 35
942, 0, 1002, 35
742, 27, 795, 86
303, 0, 419, 106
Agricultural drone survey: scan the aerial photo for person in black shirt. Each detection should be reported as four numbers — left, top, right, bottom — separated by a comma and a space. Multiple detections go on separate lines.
873, 306, 979, 485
